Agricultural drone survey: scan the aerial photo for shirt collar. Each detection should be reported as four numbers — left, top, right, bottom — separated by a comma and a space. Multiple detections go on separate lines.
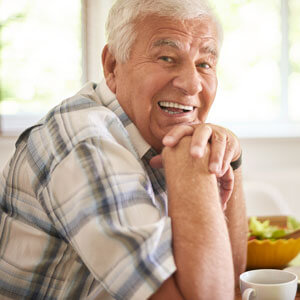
95, 79, 151, 158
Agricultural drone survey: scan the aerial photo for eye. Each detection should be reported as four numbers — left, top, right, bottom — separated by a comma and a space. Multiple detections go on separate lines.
159, 56, 174, 63
197, 62, 211, 69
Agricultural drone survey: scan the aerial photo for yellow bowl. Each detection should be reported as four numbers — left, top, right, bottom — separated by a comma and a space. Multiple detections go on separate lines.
247, 238, 300, 269
247, 216, 300, 269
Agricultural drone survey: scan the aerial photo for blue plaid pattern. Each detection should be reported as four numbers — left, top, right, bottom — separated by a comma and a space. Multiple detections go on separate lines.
0, 81, 176, 299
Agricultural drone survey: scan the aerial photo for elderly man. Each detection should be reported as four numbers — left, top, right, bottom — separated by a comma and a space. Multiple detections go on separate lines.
0, 0, 247, 299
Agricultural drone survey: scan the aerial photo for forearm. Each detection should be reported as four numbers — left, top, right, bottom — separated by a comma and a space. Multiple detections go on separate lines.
163, 137, 235, 300
225, 167, 248, 286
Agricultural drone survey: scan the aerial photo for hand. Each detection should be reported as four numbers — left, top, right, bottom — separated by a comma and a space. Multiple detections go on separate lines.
149, 123, 241, 207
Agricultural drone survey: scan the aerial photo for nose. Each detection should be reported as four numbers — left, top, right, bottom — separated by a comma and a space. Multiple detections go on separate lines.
172, 65, 202, 95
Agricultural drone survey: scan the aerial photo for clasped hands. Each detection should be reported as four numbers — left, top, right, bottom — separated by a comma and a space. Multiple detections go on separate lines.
150, 123, 241, 210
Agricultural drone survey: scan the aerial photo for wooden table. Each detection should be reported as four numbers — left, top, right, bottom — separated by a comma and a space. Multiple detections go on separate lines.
235, 287, 300, 299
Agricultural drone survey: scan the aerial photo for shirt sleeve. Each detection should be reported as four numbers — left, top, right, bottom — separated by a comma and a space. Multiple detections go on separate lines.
42, 136, 176, 300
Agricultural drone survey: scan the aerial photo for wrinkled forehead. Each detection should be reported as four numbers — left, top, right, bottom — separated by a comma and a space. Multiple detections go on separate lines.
134, 14, 220, 54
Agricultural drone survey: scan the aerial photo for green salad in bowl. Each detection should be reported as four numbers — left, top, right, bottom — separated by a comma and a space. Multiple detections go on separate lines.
247, 216, 300, 269
248, 216, 300, 240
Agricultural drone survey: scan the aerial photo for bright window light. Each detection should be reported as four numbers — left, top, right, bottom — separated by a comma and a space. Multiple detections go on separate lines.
289, 0, 300, 121
0, 0, 82, 119
207, 0, 300, 137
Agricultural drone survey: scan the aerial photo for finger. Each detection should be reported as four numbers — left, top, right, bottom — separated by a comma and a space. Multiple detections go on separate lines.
209, 131, 227, 174
218, 167, 234, 210
220, 135, 241, 176
189, 124, 212, 158
219, 141, 235, 176
149, 155, 163, 169
162, 125, 194, 147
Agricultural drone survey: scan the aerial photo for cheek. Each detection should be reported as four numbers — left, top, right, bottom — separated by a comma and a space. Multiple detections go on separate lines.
198, 76, 217, 120
132, 74, 168, 125
204, 75, 217, 101
138, 67, 172, 94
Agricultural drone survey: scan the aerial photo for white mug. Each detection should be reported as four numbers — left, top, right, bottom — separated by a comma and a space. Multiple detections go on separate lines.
240, 269, 298, 300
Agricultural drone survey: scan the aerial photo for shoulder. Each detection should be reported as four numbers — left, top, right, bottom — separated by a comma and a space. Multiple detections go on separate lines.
24, 84, 133, 169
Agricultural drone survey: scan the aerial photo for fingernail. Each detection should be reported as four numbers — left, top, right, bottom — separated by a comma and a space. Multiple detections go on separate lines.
191, 146, 203, 157
209, 162, 219, 173
163, 135, 175, 145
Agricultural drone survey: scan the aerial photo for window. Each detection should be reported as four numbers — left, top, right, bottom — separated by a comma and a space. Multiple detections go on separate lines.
0, 0, 299, 137
208, 0, 300, 137
0, 0, 82, 134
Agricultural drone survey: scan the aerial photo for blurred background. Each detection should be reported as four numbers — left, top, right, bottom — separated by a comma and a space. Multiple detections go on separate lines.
0, 0, 299, 217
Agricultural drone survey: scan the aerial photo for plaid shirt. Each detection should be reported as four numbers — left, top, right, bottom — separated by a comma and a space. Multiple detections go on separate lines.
0, 80, 176, 299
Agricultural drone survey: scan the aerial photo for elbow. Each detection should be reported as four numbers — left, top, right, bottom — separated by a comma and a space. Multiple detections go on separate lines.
174, 264, 235, 300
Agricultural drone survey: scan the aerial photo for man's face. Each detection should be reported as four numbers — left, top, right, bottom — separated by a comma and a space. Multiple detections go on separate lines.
107, 15, 219, 151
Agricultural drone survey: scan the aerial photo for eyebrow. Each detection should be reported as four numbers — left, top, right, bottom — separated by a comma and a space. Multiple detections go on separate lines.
200, 45, 218, 58
152, 39, 182, 50
152, 38, 218, 58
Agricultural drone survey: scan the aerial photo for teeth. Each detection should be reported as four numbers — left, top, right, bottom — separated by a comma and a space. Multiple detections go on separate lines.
165, 111, 177, 114
159, 101, 193, 111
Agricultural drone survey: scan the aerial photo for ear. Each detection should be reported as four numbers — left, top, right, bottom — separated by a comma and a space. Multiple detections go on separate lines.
102, 44, 117, 93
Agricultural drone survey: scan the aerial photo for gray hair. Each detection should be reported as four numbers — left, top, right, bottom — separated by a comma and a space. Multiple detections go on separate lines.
105, 0, 223, 63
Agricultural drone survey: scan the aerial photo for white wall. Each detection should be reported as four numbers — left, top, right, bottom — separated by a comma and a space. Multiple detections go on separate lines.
241, 138, 300, 217
1, 135, 299, 216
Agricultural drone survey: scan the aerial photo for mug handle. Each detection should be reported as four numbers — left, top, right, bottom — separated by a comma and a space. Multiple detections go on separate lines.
242, 288, 256, 300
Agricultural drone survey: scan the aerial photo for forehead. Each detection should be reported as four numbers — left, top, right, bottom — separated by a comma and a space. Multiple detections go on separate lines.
133, 14, 219, 54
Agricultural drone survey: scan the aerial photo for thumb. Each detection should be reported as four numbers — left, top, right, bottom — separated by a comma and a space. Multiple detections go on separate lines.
149, 155, 163, 169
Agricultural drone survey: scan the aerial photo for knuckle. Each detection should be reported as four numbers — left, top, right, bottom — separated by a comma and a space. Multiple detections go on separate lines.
203, 124, 212, 134
196, 123, 212, 135
212, 133, 226, 144
226, 142, 235, 154
227, 140, 241, 160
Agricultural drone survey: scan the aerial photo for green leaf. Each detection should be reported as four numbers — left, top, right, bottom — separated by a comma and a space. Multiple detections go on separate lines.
248, 217, 299, 240
287, 216, 300, 231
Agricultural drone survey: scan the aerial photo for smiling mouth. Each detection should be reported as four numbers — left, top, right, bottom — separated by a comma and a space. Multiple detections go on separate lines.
158, 101, 195, 114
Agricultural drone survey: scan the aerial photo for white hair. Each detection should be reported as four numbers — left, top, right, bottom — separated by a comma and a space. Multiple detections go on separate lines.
106, 0, 223, 63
